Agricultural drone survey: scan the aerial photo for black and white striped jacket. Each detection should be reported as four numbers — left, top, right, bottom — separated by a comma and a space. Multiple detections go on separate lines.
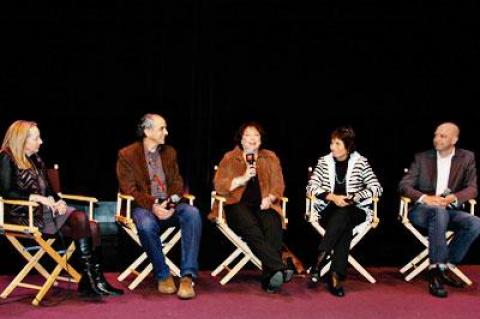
307, 151, 383, 219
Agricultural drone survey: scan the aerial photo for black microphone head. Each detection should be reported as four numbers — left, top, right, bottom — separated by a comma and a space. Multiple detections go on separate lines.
441, 188, 452, 197
245, 153, 255, 165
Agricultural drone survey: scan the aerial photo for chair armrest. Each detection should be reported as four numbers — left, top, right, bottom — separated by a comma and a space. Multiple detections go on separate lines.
0, 197, 39, 228
305, 193, 316, 223
212, 194, 227, 202
211, 193, 227, 223
280, 197, 288, 226
118, 193, 135, 201
371, 197, 380, 228
0, 199, 40, 207
59, 193, 98, 221
399, 196, 411, 223
468, 199, 476, 215
58, 193, 98, 203
183, 194, 195, 205
117, 193, 135, 220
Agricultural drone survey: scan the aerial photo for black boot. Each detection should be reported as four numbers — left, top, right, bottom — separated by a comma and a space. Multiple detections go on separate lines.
327, 272, 345, 297
92, 248, 124, 296
309, 250, 329, 286
75, 238, 103, 300
439, 268, 464, 288
428, 268, 448, 298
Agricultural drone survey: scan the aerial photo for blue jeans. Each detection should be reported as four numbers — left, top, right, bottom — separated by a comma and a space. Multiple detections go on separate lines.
409, 204, 480, 264
132, 203, 202, 280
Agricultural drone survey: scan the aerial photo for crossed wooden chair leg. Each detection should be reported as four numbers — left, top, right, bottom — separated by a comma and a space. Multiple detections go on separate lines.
1, 233, 80, 306
117, 225, 181, 290
211, 222, 262, 285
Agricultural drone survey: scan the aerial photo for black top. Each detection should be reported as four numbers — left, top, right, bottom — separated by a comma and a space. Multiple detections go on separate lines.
241, 177, 262, 210
318, 156, 349, 201
0, 151, 58, 227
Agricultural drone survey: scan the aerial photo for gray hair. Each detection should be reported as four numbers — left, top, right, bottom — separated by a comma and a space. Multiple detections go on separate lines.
137, 113, 160, 137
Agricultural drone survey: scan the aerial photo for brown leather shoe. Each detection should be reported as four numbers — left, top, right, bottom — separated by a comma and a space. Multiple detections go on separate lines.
177, 276, 196, 300
158, 275, 177, 294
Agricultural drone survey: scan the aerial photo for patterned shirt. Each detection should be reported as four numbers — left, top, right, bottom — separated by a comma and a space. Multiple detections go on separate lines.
145, 147, 167, 200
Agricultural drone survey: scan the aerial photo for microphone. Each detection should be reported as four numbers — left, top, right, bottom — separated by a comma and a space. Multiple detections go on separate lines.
246, 152, 255, 166
156, 194, 182, 210
440, 188, 452, 197
440, 188, 455, 209
167, 194, 182, 209
245, 152, 256, 181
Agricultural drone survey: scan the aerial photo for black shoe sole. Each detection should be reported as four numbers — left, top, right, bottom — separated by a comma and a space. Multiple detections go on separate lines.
429, 287, 448, 298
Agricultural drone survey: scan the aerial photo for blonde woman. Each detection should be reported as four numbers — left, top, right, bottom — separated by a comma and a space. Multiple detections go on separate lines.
0, 120, 123, 299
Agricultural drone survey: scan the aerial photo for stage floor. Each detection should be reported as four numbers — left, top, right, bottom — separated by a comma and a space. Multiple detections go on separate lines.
1, 267, 479, 319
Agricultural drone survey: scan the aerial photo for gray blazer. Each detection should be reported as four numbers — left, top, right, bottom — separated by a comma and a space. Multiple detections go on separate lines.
399, 148, 477, 205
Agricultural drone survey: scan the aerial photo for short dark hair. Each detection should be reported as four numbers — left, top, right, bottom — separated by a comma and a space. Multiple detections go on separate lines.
234, 121, 266, 149
331, 126, 356, 153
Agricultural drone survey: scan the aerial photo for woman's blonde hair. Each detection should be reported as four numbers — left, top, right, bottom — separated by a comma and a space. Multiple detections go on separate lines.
1, 120, 38, 169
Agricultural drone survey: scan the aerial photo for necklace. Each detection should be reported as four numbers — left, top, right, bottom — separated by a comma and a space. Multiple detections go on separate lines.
335, 174, 346, 184
335, 175, 346, 184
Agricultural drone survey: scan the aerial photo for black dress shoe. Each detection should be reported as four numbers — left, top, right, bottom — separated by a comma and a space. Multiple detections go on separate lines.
262, 270, 284, 293
309, 251, 329, 286
439, 269, 464, 288
327, 272, 345, 297
429, 268, 448, 298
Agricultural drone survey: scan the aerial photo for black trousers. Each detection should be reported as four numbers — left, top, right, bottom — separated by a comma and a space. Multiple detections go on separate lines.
318, 205, 365, 279
225, 203, 285, 279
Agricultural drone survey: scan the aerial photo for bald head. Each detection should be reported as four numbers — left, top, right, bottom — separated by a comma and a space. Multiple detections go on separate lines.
437, 122, 460, 138
434, 122, 460, 155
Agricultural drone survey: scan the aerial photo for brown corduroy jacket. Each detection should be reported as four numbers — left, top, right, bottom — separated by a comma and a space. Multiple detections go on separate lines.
208, 146, 285, 221
116, 141, 184, 210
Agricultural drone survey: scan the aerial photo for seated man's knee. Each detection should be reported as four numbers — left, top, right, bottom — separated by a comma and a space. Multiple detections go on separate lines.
424, 206, 448, 220
181, 205, 201, 221
467, 215, 480, 233
133, 209, 158, 233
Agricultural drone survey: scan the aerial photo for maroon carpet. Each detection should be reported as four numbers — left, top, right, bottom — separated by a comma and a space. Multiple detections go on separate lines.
1, 267, 479, 319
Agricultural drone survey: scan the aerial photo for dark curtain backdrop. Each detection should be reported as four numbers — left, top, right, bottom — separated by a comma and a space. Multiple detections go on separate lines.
1, 1, 480, 273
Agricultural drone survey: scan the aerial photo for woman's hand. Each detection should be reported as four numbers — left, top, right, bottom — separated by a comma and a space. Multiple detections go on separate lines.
53, 200, 68, 215
326, 194, 352, 207
229, 163, 257, 191
260, 194, 276, 210
29, 194, 56, 210
242, 162, 257, 182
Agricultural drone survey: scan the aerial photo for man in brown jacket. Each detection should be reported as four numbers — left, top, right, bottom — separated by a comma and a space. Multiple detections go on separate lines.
116, 113, 202, 300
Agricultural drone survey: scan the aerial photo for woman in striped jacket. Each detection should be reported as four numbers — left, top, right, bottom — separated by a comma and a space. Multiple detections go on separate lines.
306, 126, 382, 297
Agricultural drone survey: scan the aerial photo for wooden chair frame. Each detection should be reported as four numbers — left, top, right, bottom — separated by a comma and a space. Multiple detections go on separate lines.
115, 193, 194, 290
0, 186, 97, 306
210, 192, 289, 285
398, 196, 476, 285
305, 193, 380, 283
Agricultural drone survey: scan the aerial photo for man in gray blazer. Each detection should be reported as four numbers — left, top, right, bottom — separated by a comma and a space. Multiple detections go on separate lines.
399, 122, 480, 298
